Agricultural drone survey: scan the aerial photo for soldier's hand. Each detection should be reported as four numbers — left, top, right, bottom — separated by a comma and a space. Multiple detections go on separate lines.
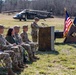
13, 43, 17, 46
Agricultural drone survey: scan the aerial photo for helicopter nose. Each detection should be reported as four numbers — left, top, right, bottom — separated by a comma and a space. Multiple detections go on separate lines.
13, 16, 17, 19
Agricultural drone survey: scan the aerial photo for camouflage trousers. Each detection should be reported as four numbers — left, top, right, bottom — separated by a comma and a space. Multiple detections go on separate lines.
32, 34, 37, 42
21, 43, 34, 58
21, 41, 38, 57
3, 45, 23, 65
0, 52, 12, 69
4, 50, 18, 65
28, 42, 36, 52
17, 45, 24, 64
11, 45, 23, 64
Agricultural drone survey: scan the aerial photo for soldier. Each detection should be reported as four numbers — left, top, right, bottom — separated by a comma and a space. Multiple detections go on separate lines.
0, 52, 15, 75
14, 26, 27, 62
21, 25, 39, 60
31, 17, 40, 42
0, 25, 23, 70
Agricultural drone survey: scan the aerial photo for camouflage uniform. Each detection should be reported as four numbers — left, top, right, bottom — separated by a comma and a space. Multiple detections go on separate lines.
20, 30, 40, 60
0, 51, 17, 75
0, 34, 23, 65
21, 31, 36, 53
4, 50, 18, 66
0, 52, 12, 69
31, 22, 40, 42
15, 33, 34, 60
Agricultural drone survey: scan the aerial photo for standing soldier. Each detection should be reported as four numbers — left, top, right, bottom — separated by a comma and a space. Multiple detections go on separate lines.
31, 17, 40, 42
0, 52, 15, 75
0, 25, 23, 70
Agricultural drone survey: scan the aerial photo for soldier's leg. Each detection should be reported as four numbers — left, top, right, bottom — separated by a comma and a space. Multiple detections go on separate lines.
29, 42, 35, 52
18, 45, 28, 62
21, 43, 36, 62
32, 35, 37, 42
29, 42, 39, 52
29, 42, 39, 60
11, 46, 23, 70
4, 50, 22, 71
11, 46, 21, 63
18, 45, 28, 68
18, 45, 26, 67
0, 52, 15, 75
4, 50, 18, 65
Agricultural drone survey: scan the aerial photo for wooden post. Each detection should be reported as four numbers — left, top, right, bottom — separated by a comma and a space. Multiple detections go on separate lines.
50, 26, 54, 51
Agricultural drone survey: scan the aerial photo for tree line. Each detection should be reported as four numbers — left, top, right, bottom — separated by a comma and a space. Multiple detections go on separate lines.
0, 0, 76, 16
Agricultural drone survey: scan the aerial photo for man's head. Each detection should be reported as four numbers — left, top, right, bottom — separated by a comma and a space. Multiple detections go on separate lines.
34, 17, 39, 23
0, 25, 5, 34
22, 25, 28, 32
14, 25, 20, 34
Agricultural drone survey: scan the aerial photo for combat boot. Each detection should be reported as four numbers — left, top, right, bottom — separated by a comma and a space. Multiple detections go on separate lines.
33, 53, 40, 60
18, 63, 28, 68
29, 57, 36, 62
13, 64, 23, 71
21, 61, 28, 68
8, 68, 16, 75
33, 56, 40, 60
18, 62, 25, 68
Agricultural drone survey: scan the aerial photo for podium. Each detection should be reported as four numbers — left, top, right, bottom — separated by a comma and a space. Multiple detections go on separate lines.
38, 26, 55, 51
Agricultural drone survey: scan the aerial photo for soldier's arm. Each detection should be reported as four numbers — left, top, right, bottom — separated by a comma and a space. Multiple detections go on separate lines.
35, 24, 40, 28
31, 23, 40, 29
0, 44, 11, 50
20, 33, 26, 42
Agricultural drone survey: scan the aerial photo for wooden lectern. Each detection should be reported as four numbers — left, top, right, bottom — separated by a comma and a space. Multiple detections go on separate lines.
38, 26, 54, 51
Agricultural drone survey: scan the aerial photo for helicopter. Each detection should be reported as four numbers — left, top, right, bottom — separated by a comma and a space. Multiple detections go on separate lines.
13, 9, 54, 21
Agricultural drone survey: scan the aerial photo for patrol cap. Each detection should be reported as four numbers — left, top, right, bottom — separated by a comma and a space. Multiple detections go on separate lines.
34, 17, 39, 21
0, 24, 5, 29
22, 25, 28, 29
14, 25, 20, 29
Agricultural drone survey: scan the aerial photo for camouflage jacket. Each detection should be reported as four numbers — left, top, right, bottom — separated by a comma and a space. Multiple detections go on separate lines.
0, 34, 12, 50
20, 31, 30, 43
14, 33, 23, 45
31, 22, 40, 35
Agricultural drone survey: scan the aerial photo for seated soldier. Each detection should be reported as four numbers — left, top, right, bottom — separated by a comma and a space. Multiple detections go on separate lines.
14, 26, 36, 62
5, 28, 27, 68
0, 52, 15, 75
0, 25, 23, 69
21, 25, 39, 60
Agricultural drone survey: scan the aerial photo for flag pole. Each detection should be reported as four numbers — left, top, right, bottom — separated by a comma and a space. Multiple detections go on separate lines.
63, 8, 67, 37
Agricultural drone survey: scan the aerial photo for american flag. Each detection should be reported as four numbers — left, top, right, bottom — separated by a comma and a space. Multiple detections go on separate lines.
63, 11, 73, 37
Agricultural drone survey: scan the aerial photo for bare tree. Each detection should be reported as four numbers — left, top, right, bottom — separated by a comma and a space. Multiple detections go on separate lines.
1, 0, 76, 16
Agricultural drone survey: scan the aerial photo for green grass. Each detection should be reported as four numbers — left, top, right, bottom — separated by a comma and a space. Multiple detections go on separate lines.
0, 14, 76, 75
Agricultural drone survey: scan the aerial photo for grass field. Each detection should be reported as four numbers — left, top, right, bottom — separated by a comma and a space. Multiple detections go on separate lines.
0, 14, 76, 75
